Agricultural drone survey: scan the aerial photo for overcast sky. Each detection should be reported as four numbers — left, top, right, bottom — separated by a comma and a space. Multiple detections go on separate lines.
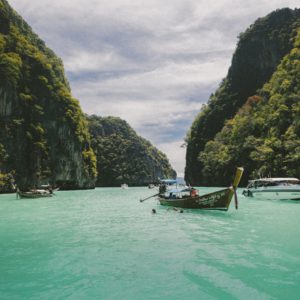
9, 0, 299, 176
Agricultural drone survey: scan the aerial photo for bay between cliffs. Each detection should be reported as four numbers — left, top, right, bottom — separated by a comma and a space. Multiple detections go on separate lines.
0, 187, 299, 299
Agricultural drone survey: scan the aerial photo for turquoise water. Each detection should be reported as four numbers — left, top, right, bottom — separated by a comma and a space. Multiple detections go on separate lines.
0, 187, 299, 300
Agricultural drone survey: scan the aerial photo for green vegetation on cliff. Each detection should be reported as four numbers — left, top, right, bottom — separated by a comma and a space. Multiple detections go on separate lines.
185, 8, 300, 186
0, 0, 96, 190
198, 30, 300, 186
87, 115, 176, 186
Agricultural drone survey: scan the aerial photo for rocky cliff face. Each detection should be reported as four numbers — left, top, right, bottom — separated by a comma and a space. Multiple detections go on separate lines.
0, 0, 96, 191
87, 115, 176, 186
185, 8, 300, 186
197, 30, 300, 186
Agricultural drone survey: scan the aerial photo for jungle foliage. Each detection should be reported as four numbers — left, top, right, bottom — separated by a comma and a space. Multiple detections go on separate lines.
0, 0, 176, 191
185, 8, 300, 186
87, 115, 176, 186
198, 30, 300, 186
0, 0, 96, 190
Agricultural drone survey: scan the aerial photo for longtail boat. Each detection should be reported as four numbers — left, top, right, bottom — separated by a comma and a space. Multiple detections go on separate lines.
158, 167, 244, 211
16, 186, 57, 199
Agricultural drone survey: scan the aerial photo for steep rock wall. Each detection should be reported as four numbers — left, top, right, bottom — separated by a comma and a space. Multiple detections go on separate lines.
0, 0, 96, 191
185, 8, 300, 185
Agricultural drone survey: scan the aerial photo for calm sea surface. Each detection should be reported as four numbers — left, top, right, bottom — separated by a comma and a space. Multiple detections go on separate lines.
0, 187, 299, 300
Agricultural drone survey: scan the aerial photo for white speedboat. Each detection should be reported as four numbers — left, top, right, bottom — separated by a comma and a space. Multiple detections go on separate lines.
243, 178, 300, 200
121, 183, 128, 189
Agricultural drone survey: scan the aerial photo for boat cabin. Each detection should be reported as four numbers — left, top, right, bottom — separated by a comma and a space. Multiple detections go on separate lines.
160, 179, 177, 185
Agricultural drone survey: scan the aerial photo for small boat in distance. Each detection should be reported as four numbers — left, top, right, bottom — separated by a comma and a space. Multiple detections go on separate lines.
16, 184, 58, 199
157, 167, 244, 210
242, 178, 300, 200
17, 189, 53, 199
121, 183, 128, 189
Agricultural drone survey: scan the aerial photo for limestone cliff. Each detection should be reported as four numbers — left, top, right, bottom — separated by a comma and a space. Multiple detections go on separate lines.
0, 0, 96, 191
197, 30, 300, 185
185, 8, 300, 186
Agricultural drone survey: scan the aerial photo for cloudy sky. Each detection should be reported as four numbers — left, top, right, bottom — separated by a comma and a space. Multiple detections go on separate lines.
9, 0, 299, 176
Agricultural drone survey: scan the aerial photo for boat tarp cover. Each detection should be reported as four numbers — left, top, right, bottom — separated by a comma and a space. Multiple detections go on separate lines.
160, 179, 177, 184
167, 188, 191, 194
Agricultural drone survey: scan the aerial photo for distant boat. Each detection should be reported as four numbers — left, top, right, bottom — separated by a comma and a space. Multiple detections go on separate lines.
16, 185, 58, 199
148, 184, 155, 189
242, 177, 300, 200
17, 189, 53, 199
121, 183, 128, 189
157, 168, 244, 211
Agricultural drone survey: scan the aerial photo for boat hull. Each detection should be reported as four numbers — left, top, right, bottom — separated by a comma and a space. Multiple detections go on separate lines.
158, 188, 233, 210
17, 192, 53, 199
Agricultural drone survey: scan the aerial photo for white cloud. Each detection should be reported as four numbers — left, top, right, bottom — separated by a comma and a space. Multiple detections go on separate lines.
64, 48, 139, 73
8, 0, 300, 175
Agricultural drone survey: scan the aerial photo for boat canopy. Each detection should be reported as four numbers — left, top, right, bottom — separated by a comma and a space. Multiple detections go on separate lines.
167, 188, 191, 194
160, 179, 177, 185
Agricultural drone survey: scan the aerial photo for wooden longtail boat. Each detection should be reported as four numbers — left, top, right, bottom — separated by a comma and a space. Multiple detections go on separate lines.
16, 186, 57, 199
17, 190, 53, 199
158, 167, 244, 211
